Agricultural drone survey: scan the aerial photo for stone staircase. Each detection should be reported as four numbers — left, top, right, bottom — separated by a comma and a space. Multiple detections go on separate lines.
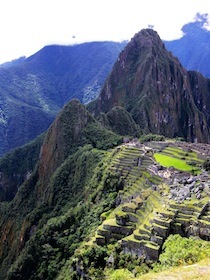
121, 192, 173, 260
96, 194, 144, 246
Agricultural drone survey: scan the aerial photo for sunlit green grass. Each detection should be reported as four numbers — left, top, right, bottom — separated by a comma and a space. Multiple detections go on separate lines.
154, 153, 195, 172
137, 258, 210, 280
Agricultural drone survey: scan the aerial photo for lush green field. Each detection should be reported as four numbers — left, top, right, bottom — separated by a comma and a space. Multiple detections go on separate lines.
154, 153, 195, 172
106, 259, 210, 280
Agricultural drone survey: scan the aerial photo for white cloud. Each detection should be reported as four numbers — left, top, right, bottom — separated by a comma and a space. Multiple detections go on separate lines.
0, 0, 209, 63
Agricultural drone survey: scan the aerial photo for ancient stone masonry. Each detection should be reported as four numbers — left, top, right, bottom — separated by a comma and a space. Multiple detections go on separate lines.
175, 141, 210, 158
168, 175, 209, 202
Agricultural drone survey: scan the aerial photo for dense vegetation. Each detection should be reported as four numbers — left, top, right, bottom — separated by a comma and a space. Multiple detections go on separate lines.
139, 133, 165, 143
0, 100, 123, 279
158, 234, 210, 269
4, 145, 118, 279
0, 133, 44, 201
104, 106, 141, 136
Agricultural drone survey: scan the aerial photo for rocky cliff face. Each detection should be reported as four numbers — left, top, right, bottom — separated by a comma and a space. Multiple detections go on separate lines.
37, 99, 96, 203
92, 29, 210, 143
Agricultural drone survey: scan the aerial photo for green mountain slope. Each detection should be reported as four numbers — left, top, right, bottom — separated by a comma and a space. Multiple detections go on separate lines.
0, 133, 44, 202
0, 99, 122, 279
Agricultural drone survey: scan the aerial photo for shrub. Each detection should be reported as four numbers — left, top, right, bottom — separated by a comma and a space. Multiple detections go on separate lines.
108, 269, 134, 280
139, 133, 165, 143
158, 234, 210, 269
203, 159, 210, 171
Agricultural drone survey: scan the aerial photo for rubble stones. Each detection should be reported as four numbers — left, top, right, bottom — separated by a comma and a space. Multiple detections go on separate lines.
168, 175, 208, 202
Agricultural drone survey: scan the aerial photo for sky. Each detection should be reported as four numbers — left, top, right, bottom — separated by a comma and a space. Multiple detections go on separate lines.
0, 0, 210, 64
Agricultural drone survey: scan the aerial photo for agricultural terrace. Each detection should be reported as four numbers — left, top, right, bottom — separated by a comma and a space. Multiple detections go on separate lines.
154, 146, 203, 173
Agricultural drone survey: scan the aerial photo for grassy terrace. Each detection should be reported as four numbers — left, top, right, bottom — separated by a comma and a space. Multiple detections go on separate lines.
154, 153, 194, 171
154, 146, 204, 173
92, 142, 210, 279
164, 146, 203, 162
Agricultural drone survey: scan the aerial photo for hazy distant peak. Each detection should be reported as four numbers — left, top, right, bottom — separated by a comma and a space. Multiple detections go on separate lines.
182, 13, 210, 35
0, 56, 26, 68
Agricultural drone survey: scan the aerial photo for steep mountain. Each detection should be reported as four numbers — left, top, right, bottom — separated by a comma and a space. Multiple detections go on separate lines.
164, 13, 210, 78
0, 41, 126, 156
90, 29, 210, 143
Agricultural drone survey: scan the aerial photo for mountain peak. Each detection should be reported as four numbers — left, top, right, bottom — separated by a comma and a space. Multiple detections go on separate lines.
131, 28, 164, 47
92, 28, 210, 143
38, 99, 92, 184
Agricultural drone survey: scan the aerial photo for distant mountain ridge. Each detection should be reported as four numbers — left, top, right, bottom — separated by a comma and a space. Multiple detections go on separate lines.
0, 15, 210, 156
164, 13, 210, 78
0, 41, 126, 155
0, 56, 26, 68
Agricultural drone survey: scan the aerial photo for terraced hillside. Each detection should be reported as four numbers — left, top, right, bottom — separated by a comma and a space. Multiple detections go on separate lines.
90, 141, 210, 261
109, 145, 161, 203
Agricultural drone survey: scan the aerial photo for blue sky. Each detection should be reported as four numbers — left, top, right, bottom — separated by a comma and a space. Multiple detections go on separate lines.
0, 0, 209, 63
